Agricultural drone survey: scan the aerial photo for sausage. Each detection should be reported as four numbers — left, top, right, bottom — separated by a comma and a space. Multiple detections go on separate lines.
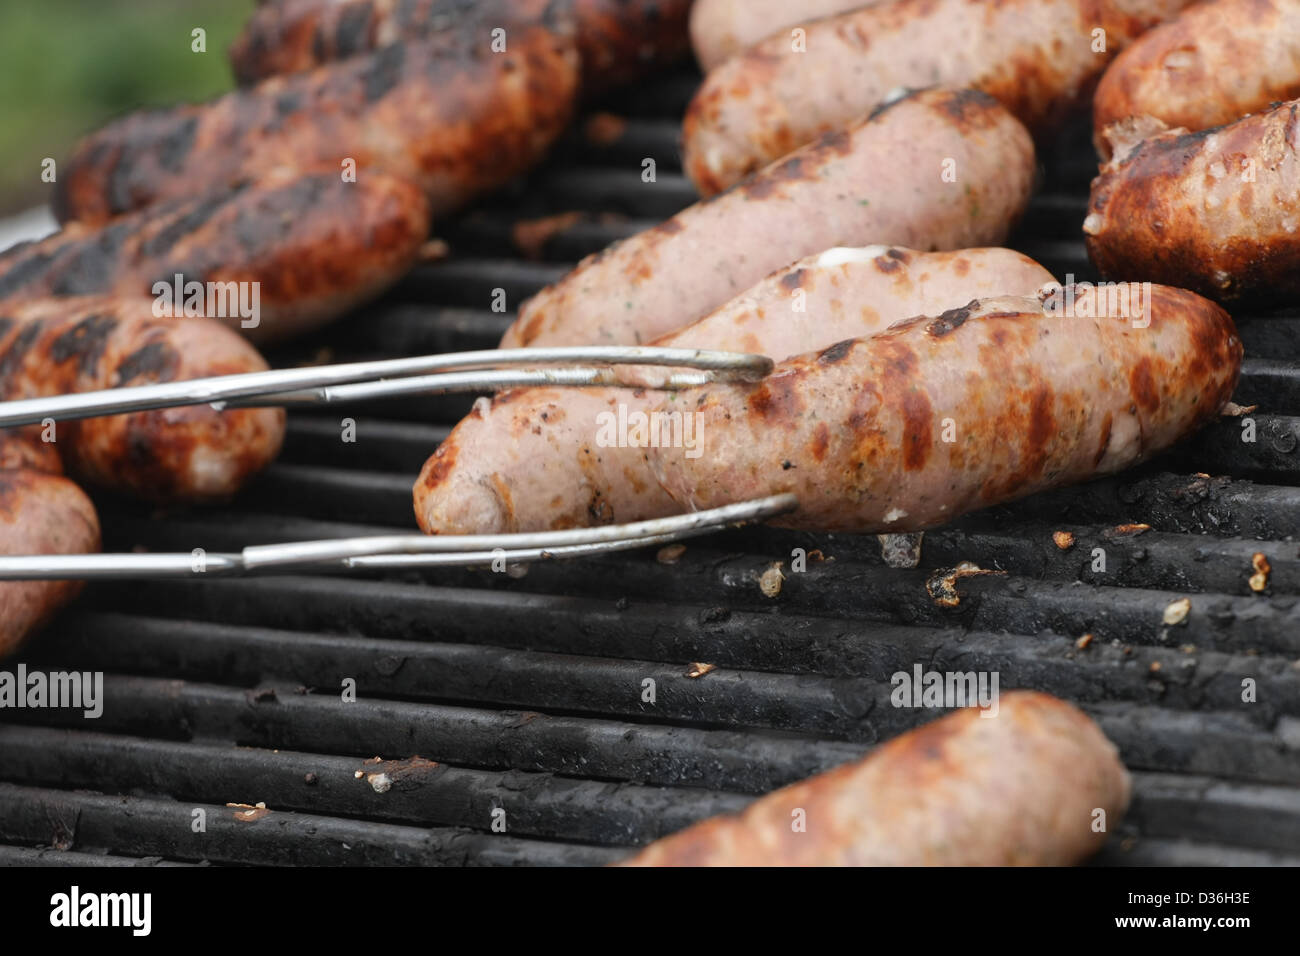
646, 285, 1239, 532
6, 171, 429, 344
690, 0, 882, 70
1093, 0, 1300, 159
229, 0, 691, 94
502, 87, 1036, 348
0, 296, 285, 502
641, 246, 1055, 376
0, 432, 100, 660
617, 691, 1130, 865
1084, 100, 1300, 306
56, 27, 579, 225
415, 246, 1055, 534
428, 283, 1240, 535
682, 0, 1194, 195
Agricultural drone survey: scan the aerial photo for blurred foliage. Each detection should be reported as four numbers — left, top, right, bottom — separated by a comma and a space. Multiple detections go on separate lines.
0, 0, 255, 214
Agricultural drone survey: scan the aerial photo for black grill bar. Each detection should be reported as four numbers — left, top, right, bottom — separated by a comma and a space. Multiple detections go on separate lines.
0, 783, 621, 867
0, 726, 748, 846
3, 675, 864, 793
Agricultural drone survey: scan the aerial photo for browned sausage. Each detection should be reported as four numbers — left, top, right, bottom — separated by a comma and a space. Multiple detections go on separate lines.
0, 432, 100, 660
0, 296, 284, 502
228, 0, 691, 94
416, 247, 1055, 534
618, 691, 1130, 866
646, 285, 1239, 532
425, 284, 1240, 535
5, 171, 428, 344
502, 88, 1036, 348
1085, 100, 1300, 306
682, 0, 1194, 195
1093, 0, 1300, 159
57, 27, 579, 225
690, 0, 883, 71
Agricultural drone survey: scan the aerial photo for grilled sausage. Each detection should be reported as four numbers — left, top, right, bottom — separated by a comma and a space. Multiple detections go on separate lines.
618, 691, 1130, 866
690, 0, 882, 70
0, 296, 284, 502
502, 88, 1036, 349
1093, 0, 1300, 159
682, 0, 1194, 195
428, 284, 1239, 535
642, 247, 1055, 374
416, 247, 1055, 534
0, 432, 100, 660
57, 27, 579, 225
6, 171, 428, 344
229, 0, 692, 95
1085, 100, 1300, 306
648, 285, 1239, 532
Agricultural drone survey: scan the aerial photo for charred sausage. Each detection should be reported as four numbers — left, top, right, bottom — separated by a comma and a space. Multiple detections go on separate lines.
6, 171, 429, 344
1085, 100, 1300, 306
1093, 0, 1300, 159
0, 296, 284, 502
690, 0, 882, 70
57, 27, 579, 225
416, 247, 1055, 534
618, 691, 1131, 866
229, 0, 692, 95
502, 87, 1036, 348
0, 432, 100, 660
682, 0, 1193, 195
426, 284, 1240, 535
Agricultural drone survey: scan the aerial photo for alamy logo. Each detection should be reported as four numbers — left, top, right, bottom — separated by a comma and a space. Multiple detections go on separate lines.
595, 403, 703, 458
0, 665, 102, 718
152, 273, 260, 330
1040, 275, 1152, 328
890, 665, 999, 717
50, 886, 151, 936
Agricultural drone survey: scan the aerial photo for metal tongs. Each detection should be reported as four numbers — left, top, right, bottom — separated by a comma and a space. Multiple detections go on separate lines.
0, 345, 797, 580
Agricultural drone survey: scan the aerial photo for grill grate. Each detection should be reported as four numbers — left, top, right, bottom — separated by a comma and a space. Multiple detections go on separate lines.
3, 68, 1299, 866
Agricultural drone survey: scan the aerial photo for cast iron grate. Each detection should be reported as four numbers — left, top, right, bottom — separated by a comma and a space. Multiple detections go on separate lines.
2, 68, 1299, 867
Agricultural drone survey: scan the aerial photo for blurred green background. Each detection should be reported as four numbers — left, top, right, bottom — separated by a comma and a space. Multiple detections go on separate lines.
0, 0, 255, 216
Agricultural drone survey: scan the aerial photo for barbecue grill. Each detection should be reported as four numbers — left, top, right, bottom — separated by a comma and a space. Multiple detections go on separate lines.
2, 67, 1298, 868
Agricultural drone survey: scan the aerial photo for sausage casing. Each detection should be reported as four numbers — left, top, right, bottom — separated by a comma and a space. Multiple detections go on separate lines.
416, 247, 1055, 534
0, 432, 99, 660
647, 285, 1239, 532
682, 0, 1192, 195
229, 0, 690, 94
618, 691, 1130, 866
690, 0, 881, 71
6, 171, 429, 344
1085, 100, 1300, 306
1093, 0, 1300, 159
503, 88, 1035, 348
0, 296, 285, 501
57, 28, 578, 225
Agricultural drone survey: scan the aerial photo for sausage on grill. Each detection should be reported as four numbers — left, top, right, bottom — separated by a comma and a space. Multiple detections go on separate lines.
690, 0, 882, 70
229, 0, 692, 95
0, 296, 284, 502
618, 691, 1131, 866
502, 87, 1036, 349
56, 27, 579, 225
1085, 100, 1300, 306
0, 431, 100, 660
426, 284, 1240, 535
416, 247, 1055, 534
1093, 0, 1300, 159
5, 171, 429, 344
682, 0, 1194, 195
